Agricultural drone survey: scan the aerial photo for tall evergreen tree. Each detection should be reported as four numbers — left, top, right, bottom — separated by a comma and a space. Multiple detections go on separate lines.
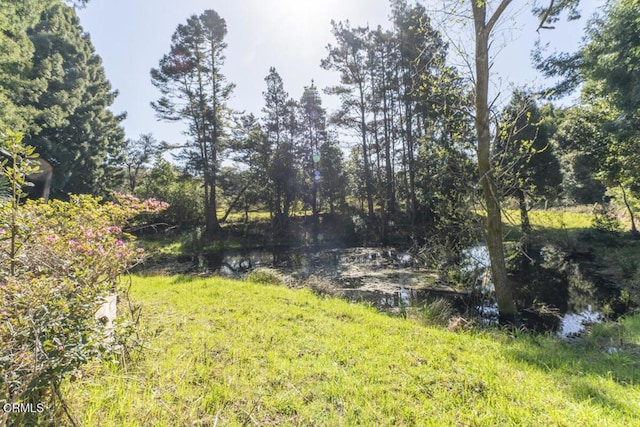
369, 27, 398, 218
323, 3, 455, 232
0, 0, 46, 132
23, 2, 125, 195
322, 21, 375, 218
262, 67, 298, 226
318, 140, 347, 214
225, 114, 270, 222
151, 9, 234, 236
298, 81, 328, 226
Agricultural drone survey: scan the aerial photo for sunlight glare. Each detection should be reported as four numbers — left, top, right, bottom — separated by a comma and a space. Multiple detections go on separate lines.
269, 0, 341, 35
274, 0, 327, 22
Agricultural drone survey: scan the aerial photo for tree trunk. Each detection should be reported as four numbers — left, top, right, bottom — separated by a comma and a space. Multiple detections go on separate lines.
517, 188, 532, 240
359, 81, 375, 218
620, 184, 638, 234
383, 81, 395, 215
405, 101, 417, 227
220, 183, 250, 223
206, 149, 221, 236
472, 0, 517, 323
312, 179, 319, 225
206, 184, 221, 235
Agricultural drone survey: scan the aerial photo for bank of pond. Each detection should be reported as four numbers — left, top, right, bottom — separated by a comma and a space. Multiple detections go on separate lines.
138, 237, 637, 338
62, 275, 640, 426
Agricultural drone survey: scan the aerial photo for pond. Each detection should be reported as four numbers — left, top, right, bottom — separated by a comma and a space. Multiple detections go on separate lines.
172, 245, 469, 306
459, 245, 609, 338
168, 244, 616, 337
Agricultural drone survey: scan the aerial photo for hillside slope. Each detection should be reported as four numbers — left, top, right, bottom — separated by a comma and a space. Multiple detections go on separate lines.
66, 276, 640, 426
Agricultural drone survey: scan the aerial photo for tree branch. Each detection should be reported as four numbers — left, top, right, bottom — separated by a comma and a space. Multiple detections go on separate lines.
536, 0, 556, 32
486, 0, 514, 34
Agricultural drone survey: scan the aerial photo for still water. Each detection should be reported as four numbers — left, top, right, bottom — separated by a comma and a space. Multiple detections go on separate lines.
182, 244, 611, 337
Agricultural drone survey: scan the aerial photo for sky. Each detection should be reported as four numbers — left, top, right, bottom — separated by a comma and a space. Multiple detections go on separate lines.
75, 0, 604, 148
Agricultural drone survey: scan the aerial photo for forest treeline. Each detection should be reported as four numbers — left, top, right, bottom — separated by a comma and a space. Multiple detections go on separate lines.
146, 2, 477, 240
2, 0, 640, 318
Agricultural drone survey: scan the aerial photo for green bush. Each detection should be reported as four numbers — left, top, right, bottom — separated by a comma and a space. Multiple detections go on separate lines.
591, 203, 622, 234
247, 268, 284, 285
137, 159, 204, 227
0, 132, 168, 425
419, 298, 455, 326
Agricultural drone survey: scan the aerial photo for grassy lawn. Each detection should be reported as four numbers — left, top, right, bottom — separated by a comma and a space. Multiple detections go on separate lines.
64, 275, 640, 426
499, 209, 594, 242
508, 209, 593, 230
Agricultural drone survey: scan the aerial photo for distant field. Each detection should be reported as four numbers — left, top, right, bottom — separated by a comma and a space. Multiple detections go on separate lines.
216, 210, 272, 223
63, 275, 640, 426
502, 207, 638, 231
504, 209, 593, 230
500, 209, 592, 241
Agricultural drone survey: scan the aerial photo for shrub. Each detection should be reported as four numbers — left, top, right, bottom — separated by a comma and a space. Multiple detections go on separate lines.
248, 267, 298, 289
419, 298, 455, 326
591, 203, 621, 234
137, 159, 204, 227
247, 268, 284, 286
0, 131, 168, 425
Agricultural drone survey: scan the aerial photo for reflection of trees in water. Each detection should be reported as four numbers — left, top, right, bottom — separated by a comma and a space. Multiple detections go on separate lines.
509, 244, 620, 318
565, 263, 599, 314
188, 243, 625, 333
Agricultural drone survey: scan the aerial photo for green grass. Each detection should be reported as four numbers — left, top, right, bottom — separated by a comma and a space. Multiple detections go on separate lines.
501, 209, 640, 271
216, 209, 272, 223
525, 209, 593, 230
63, 275, 640, 426
499, 209, 594, 241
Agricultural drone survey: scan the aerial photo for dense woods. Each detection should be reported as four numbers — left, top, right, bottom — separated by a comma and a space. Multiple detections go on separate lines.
2, 0, 640, 317
143, 1, 478, 248
3, 0, 640, 424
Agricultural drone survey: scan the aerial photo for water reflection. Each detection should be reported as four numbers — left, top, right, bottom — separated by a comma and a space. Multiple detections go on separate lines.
191, 246, 465, 305
560, 306, 602, 338
463, 244, 612, 337
185, 244, 616, 337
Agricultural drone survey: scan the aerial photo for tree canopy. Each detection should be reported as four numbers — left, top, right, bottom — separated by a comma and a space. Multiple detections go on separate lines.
151, 9, 234, 235
1, 1, 125, 196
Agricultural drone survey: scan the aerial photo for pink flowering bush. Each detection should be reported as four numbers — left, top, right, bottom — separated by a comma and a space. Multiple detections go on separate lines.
0, 132, 168, 425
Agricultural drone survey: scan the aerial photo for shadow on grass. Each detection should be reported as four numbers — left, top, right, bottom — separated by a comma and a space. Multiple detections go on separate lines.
501, 222, 594, 244
568, 379, 637, 414
505, 331, 640, 417
507, 333, 640, 388
171, 274, 200, 284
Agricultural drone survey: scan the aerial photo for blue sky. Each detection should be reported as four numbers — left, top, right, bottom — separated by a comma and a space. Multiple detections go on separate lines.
76, 0, 603, 147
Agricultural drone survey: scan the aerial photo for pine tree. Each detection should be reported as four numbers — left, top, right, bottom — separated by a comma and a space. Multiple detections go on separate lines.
0, 0, 55, 132
318, 140, 347, 214
123, 133, 165, 193
23, 2, 125, 195
298, 81, 328, 226
151, 9, 234, 236
322, 21, 375, 218
261, 68, 298, 227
